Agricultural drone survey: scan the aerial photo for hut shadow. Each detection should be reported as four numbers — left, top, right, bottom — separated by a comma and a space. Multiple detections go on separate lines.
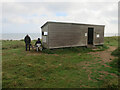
41, 46, 92, 54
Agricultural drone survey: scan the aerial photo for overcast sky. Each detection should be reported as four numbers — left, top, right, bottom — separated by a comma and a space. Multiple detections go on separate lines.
1, 0, 119, 34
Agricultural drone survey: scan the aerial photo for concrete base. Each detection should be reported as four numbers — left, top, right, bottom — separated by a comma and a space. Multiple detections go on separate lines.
87, 44, 96, 49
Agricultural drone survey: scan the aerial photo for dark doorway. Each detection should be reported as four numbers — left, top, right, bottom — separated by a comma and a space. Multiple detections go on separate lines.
88, 28, 94, 44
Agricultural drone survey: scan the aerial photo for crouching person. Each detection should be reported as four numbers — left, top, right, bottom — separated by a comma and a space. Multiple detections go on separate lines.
35, 38, 42, 51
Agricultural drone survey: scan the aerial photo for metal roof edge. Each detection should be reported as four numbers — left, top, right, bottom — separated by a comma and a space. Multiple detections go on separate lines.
41, 21, 48, 28
41, 21, 105, 28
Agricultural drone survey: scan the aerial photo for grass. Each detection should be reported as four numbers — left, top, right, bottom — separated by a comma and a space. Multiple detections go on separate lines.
42, 47, 93, 54
103, 36, 119, 88
2, 36, 119, 88
104, 36, 118, 46
111, 47, 120, 57
109, 47, 120, 71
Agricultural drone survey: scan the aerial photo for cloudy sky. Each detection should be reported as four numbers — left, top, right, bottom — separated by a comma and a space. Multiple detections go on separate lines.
1, 0, 119, 34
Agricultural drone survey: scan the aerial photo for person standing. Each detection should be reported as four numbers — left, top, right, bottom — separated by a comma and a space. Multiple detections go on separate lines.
24, 34, 31, 51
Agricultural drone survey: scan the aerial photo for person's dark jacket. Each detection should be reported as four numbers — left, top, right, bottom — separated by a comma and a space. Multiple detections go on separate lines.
35, 40, 41, 46
24, 35, 31, 44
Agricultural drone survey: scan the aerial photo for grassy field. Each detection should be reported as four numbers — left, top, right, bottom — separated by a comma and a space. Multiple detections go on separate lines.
2, 37, 119, 88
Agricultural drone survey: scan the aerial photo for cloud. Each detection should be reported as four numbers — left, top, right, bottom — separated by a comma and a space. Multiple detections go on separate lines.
7, 16, 29, 24
1, 0, 119, 2
2, 2, 118, 34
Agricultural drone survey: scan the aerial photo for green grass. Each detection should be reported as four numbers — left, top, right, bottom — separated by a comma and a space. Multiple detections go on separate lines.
102, 36, 119, 88
2, 36, 119, 88
42, 47, 93, 54
104, 36, 118, 46
109, 47, 120, 71
111, 47, 120, 57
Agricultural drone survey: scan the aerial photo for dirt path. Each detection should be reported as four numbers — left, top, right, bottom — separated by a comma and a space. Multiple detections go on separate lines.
88, 46, 117, 63
86, 46, 118, 80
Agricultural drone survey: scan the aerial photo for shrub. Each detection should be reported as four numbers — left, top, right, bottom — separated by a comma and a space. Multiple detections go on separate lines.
111, 47, 120, 71
102, 78, 119, 88
111, 47, 120, 57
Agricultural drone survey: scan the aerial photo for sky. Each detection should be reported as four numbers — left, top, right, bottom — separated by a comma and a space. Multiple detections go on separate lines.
0, 0, 119, 34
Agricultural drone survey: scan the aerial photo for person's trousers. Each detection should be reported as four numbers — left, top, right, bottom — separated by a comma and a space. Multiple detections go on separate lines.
26, 44, 30, 51
36, 46, 42, 52
36, 47, 39, 52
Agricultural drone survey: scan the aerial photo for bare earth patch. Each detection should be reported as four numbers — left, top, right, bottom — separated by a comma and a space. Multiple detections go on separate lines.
26, 52, 60, 57
99, 71, 118, 78
88, 46, 117, 63
84, 46, 118, 81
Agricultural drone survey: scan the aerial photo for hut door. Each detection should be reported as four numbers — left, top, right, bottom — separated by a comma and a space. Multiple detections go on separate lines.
88, 28, 94, 44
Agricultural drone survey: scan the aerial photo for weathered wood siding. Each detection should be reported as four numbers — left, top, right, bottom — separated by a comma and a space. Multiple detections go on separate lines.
42, 24, 48, 48
93, 26, 104, 45
48, 23, 88, 49
41, 22, 105, 49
